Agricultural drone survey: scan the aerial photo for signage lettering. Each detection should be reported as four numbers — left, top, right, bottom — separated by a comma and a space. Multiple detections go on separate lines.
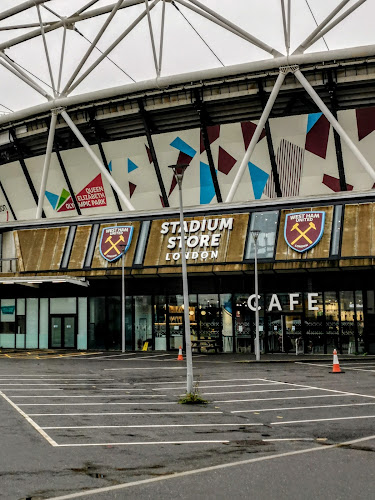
248, 293, 320, 312
161, 217, 233, 261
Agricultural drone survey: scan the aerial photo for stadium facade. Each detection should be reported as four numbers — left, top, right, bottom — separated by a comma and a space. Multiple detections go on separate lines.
0, 1, 375, 355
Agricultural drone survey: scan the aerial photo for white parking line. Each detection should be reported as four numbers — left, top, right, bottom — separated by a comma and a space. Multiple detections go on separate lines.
0, 378, 115, 381
45, 434, 375, 498
137, 379, 267, 385
203, 388, 313, 395
0, 390, 58, 447
56, 440, 230, 448
105, 354, 173, 361
29, 411, 224, 416
18, 402, 178, 406
231, 402, 375, 413
11, 394, 167, 398
213, 394, 355, 403
151, 383, 282, 390
85, 353, 138, 360
105, 367, 186, 371
0, 383, 112, 386
42, 423, 263, 430
295, 362, 375, 373
271, 415, 375, 425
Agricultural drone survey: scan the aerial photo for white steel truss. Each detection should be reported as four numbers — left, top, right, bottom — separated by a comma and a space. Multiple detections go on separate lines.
0, 1, 371, 217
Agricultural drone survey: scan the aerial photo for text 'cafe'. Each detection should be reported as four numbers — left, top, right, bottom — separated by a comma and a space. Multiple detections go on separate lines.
0, 203, 374, 355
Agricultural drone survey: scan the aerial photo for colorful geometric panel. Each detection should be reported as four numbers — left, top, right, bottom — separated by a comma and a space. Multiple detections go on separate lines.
248, 162, 269, 200
45, 191, 59, 210
218, 147, 236, 175
305, 113, 330, 159
306, 113, 322, 133
170, 137, 196, 158
275, 139, 304, 197
129, 181, 137, 198
58, 174, 107, 212
356, 107, 375, 141
56, 188, 71, 210
200, 162, 216, 204
322, 174, 353, 192
128, 159, 138, 173
108, 160, 112, 172
200, 125, 220, 153
241, 121, 266, 150
145, 144, 153, 163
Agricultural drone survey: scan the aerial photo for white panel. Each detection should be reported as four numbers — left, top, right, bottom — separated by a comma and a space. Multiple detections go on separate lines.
78, 297, 87, 350
39, 298, 48, 349
26, 298, 38, 348
0, 161, 36, 220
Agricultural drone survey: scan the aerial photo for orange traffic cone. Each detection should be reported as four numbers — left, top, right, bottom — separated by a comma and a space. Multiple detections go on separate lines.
177, 346, 184, 361
330, 349, 344, 374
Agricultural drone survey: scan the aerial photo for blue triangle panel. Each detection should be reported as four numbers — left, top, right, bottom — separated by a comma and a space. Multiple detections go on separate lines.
248, 162, 269, 200
307, 113, 322, 133
108, 160, 112, 172
170, 137, 196, 158
200, 162, 216, 204
45, 191, 59, 210
128, 159, 138, 173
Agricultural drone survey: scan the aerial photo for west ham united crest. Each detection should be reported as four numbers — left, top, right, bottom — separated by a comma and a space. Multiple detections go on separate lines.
100, 226, 134, 262
284, 211, 325, 253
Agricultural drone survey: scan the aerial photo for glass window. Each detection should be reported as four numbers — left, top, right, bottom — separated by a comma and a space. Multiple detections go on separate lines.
168, 295, 185, 350
355, 291, 364, 353
89, 297, 106, 349
133, 221, 151, 266
154, 295, 167, 351
60, 226, 77, 269
234, 294, 252, 353
221, 294, 233, 353
304, 292, 324, 354
50, 297, 76, 314
325, 291, 339, 351
198, 294, 220, 340
0, 298, 15, 333
244, 211, 279, 259
134, 296, 152, 350
84, 224, 100, 268
78, 297, 88, 350
340, 291, 355, 354
39, 298, 48, 348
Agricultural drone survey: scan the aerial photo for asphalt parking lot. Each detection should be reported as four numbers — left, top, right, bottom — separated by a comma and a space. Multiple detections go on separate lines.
0, 352, 374, 499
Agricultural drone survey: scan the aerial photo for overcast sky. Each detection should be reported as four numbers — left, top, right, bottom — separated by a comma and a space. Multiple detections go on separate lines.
0, 0, 374, 114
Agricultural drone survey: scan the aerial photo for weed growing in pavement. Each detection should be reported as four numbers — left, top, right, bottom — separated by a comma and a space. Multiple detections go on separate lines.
178, 377, 208, 405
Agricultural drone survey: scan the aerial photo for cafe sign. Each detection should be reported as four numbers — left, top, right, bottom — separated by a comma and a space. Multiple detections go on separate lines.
284, 211, 325, 253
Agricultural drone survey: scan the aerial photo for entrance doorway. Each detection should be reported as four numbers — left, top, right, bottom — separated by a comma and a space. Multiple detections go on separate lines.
50, 315, 76, 348
267, 314, 303, 353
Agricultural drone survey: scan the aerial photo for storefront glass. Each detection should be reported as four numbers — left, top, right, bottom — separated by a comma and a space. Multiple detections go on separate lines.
134, 295, 152, 350
325, 291, 339, 351
154, 295, 167, 350
234, 294, 253, 353
304, 292, 324, 354
221, 294, 233, 352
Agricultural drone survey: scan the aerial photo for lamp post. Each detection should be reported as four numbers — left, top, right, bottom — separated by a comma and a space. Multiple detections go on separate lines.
168, 164, 193, 394
119, 243, 126, 353
251, 230, 261, 361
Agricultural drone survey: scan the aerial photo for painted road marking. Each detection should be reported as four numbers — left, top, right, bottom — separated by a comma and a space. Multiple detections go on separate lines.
45, 434, 375, 498
271, 415, 375, 425
29, 411, 224, 416
11, 394, 167, 398
213, 394, 356, 403
151, 383, 282, 390
202, 388, 314, 395
0, 390, 58, 447
55, 440, 230, 448
18, 402, 178, 406
231, 402, 375, 413
104, 367, 186, 371
41, 423, 263, 430
295, 362, 375, 373
137, 379, 269, 385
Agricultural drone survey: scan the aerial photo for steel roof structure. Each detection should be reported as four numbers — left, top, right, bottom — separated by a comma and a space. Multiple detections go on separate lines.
0, 0, 374, 220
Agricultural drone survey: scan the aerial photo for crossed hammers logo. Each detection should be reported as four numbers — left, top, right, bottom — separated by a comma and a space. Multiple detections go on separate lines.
291, 222, 316, 245
104, 234, 125, 256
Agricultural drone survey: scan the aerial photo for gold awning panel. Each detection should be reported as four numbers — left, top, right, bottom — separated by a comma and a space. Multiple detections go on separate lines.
341, 203, 375, 257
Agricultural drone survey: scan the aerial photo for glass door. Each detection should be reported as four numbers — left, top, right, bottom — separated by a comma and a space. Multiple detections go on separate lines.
50, 315, 76, 348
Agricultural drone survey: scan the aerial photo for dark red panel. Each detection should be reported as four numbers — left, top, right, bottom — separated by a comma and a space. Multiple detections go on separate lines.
145, 144, 153, 163
200, 125, 220, 153
241, 121, 266, 150
356, 107, 375, 141
305, 115, 330, 159
129, 181, 137, 198
322, 174, 353, 192
218, 146, 237, 175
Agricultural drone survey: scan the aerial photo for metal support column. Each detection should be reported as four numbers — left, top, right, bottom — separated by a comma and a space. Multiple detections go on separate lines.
138, 99, 169, 207
194, 90, 222, 203
258, 80, 282, 197
294, 69, 375, 183
36, 111, 57, 219
327, 70, 347, 191
226, 71, 286, 203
